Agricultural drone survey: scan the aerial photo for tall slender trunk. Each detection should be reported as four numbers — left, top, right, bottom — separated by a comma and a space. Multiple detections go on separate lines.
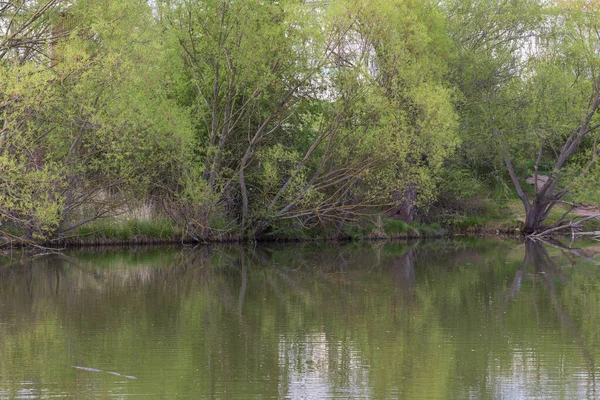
239, 166, 249, 230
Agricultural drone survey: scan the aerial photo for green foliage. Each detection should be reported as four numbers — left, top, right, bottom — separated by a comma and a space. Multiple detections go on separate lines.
0, 156, 65, 240
454, 216, 486, 231
383, 219, 411, 235
441, 167, 482, 200
444, 0, 600, 233
166, 0, 459, 236
165, 166, 227, 241
411, 222, 443, 237
15, 0, 600, 243
0, 0, 192, 244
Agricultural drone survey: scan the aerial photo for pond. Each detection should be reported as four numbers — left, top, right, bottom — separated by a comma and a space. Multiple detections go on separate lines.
0, 238, 599, 399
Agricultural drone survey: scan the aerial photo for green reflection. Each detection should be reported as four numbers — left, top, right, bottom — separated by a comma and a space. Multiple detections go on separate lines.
0, 239, 599, 399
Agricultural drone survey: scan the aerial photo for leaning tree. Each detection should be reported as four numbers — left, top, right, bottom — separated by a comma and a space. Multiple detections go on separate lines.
448, 0, 600, 235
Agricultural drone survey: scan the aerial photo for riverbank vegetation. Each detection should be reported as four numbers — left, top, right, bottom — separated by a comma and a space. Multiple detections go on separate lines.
2, 0, 600, 246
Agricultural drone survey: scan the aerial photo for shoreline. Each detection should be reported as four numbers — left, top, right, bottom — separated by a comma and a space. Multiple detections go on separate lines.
0, 227, 525, 250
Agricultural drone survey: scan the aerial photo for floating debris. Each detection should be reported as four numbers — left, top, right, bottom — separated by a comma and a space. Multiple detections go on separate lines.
72, 366, 137, 380
107, 371, 138, 380
72, 366, 102, 373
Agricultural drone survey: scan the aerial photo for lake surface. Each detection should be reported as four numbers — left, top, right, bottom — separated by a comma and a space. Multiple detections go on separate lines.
1, 238, 600, 399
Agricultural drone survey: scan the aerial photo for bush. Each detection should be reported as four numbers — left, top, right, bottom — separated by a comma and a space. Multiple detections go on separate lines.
383, 219, 411, 234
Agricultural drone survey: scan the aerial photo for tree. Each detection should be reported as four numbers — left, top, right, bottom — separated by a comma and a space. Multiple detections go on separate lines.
448, 0, 600, 235
0, 0, 63, 63
0, 0, 192, 244
166, 0, 458, 238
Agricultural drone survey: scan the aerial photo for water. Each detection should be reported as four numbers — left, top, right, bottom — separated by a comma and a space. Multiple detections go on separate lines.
0, 239, 599, 399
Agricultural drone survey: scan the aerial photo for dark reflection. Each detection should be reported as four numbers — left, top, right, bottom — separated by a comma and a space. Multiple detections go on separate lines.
525, 240, 597, 395
1, 240, 600, 399
390, 247, 416, 288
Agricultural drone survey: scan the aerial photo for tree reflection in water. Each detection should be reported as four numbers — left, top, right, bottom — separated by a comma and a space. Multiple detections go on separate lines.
0, 240, 599, 399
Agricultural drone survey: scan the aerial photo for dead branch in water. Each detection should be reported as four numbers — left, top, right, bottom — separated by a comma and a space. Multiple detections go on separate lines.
528, 213, 600, 238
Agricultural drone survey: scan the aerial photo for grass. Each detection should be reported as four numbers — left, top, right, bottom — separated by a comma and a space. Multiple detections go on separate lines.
72, 218, 178, 242
342, 219, 446, 240
412, 222, 444, 237
447, 183, 600, 235
454, 215, 487, 230
382, 219, 411, 234
444, 192, 525, 233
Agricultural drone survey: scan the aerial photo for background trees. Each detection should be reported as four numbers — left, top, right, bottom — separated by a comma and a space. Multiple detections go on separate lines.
4, 0, 600, 244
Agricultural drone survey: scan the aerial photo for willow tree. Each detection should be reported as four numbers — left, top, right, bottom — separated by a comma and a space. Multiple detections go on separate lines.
168, 0, 334, 233
167, 0, 458, 238
448, 0, 600, 235
0, 0, 63, 63
0, 0, 64, 242
0, 0, 192, 244
515, 1, 600, 236
339, 0, 458, 223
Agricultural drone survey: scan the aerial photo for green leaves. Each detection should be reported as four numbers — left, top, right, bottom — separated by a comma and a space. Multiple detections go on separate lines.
0, 0, 193, 243
0, 156, 65, 240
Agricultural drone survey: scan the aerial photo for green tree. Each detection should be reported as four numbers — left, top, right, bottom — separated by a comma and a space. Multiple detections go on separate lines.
167, 0, 458, 238
0, 0, 192, 244
448, 0, 600, 235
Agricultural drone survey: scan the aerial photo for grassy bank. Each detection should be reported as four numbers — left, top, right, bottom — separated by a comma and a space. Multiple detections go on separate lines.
7, 216, 448, 248
59, 218, 183, 246
439, 187, 600, 236
5, 190, 600, 248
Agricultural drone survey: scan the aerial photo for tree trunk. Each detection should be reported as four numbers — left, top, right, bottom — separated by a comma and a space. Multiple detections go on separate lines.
239, 167, 249, 230
505, 155, 561, 235
389, 184, 416, 223
523, 199, 552, 235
